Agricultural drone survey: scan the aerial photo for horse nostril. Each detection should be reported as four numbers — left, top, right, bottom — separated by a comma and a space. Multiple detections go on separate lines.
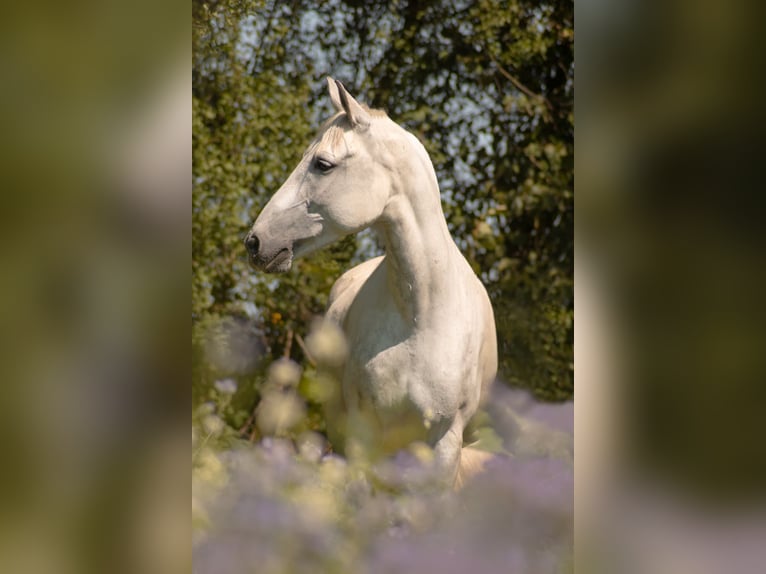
245, 233, 260, 254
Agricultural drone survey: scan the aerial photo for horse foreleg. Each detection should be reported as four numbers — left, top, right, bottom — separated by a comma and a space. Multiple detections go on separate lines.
430, 417, 464, 487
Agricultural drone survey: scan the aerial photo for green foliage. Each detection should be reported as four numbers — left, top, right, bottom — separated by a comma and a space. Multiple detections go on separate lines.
193, 0, 573, 412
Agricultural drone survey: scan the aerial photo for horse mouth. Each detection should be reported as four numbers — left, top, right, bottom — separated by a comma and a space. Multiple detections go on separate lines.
253, 247, 293, 273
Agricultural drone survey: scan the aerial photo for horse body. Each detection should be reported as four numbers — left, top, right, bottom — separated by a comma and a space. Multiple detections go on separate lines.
246, 78, 497, 484
327, 248, 496, 480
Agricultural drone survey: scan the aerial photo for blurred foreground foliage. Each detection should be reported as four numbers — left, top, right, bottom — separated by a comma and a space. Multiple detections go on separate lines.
192, 0, 573, 436
193, 337, 574, 573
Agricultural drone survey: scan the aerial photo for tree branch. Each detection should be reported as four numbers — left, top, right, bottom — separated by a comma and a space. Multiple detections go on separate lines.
487, 51, 553, 111
294, 332, 316, 367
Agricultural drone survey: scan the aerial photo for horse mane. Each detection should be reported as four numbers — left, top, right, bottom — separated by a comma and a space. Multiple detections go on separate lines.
361, 104, 388, 118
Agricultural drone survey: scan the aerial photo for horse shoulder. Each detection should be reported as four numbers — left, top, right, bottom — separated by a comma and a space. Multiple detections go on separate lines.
326, 255, 385, 325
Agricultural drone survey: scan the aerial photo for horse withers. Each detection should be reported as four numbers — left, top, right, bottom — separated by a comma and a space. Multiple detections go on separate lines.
245, 78, 497, 486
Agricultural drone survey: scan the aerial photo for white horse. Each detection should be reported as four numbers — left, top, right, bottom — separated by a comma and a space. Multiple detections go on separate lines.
245, 78, 497, 486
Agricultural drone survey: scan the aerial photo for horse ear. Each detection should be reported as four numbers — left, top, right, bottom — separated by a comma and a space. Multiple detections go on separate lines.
327, 77, 343, 112
333, 79, 371, 130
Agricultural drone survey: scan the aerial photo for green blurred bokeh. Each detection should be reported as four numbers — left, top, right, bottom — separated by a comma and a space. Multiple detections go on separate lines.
0, 2, 188, 573
578, 0, 766, 571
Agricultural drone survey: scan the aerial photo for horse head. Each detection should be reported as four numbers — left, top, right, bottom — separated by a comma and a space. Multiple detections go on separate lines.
245, 78, 394, 273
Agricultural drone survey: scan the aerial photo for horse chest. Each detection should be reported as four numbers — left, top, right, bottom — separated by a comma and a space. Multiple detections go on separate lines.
326, 255, 481, 429
342, 295, 413, 401
340, 295, 467, 419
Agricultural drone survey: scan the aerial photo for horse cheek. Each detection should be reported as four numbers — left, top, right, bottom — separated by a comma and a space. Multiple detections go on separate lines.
326, 190, 384, 232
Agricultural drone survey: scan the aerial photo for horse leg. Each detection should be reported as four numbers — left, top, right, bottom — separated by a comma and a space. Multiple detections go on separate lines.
430, 416, 464, 487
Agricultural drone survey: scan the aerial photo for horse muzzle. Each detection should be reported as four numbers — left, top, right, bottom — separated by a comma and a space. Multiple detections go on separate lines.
244, 231, 294, 273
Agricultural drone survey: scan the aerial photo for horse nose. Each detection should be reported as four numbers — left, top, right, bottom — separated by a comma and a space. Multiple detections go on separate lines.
244, 232, 260, 255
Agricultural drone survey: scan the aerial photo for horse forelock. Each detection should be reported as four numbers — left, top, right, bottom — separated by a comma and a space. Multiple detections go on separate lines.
310, 107, 383, 155
320, 105, 387, 131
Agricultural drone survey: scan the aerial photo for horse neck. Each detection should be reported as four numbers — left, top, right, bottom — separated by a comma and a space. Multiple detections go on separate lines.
374, 162, 458, 327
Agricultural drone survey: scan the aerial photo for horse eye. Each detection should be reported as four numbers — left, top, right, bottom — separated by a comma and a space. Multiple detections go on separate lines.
314, 157, 334, 173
